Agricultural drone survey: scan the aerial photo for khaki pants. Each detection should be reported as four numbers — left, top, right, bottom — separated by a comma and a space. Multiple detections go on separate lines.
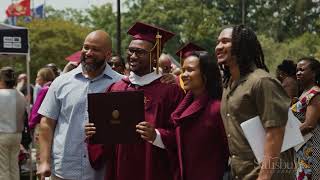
0, 132, 21, 180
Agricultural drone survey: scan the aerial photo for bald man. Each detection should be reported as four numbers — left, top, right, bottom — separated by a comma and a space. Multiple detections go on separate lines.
37, 30, 123, 180
16, 73, 34, 103
159, 53, 173, 74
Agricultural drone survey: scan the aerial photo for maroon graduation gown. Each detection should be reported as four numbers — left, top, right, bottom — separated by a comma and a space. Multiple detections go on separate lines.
88, 77, 185, 180
171, 91, 229, 180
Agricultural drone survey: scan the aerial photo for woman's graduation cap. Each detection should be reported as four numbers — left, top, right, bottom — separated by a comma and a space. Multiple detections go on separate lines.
175, 43, 205, 66
127, 22, 175, 74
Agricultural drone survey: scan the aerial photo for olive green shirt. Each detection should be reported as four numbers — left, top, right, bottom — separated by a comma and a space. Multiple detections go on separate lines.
221, 68, 295, 180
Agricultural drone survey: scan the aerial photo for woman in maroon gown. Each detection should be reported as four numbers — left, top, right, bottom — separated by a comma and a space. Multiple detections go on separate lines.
170, 51, 229, 180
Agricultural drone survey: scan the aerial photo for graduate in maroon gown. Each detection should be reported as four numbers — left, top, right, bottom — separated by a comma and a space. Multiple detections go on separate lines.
171, 50, 229, 180
86, 22, 185, 180
175, 43, 204, 91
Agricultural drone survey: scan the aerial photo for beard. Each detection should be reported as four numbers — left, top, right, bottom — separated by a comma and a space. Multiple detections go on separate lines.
80, 54, 106, 72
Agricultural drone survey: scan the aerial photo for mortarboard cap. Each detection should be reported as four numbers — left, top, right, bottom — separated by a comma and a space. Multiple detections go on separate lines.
128, 22, 175, 47
176, 43, 205, 65
65, 51, 82, 63
127, 22, 175, 74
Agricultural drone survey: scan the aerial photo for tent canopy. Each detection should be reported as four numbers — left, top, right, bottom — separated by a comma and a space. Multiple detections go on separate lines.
0, 23, 28, 55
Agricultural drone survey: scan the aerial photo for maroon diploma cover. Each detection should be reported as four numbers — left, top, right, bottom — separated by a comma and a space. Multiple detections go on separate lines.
88, 91, 144, 144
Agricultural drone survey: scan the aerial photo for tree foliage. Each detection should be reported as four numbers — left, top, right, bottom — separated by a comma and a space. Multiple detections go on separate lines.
120, 0, 221, 58
45, 6, 90, 26
86, 4, 118, 53
1, 0, 319, 82
260, 32, 320, 73
0, 19, 91, 81
214, 0, 320, 41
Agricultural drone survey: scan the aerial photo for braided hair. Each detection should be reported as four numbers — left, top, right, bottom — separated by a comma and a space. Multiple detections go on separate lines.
220, 25, 268, 85
231, 25, 268, 74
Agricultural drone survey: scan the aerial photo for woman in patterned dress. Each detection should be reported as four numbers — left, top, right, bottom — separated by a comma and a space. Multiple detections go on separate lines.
291, 57, 320, 180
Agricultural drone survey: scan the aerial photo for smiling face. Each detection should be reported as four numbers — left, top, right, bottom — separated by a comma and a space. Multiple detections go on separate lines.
181, 55, 205, 94
81, 31, 111, 73
159, 55, 172, 74
215, 28, 234, 66
127, 39, 155, 76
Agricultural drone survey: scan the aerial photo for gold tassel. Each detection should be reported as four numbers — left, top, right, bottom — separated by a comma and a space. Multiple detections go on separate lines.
148, 31, 162, 74
149, 52, 152, 73
149, 42, 157, 73
155, 31, 162, 74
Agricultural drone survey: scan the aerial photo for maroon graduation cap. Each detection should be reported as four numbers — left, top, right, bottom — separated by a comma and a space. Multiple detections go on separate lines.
176, 43, 205, 65
127, 22, 175, 73
65, 51, 82, 63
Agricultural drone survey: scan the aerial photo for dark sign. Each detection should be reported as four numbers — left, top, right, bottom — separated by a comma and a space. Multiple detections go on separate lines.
0, 28, 28, 54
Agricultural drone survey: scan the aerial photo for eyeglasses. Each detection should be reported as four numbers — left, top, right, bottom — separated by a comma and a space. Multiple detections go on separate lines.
126, 48, 149, 58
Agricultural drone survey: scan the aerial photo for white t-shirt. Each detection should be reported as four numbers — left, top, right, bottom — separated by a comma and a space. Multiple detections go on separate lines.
0, 89, 26, 133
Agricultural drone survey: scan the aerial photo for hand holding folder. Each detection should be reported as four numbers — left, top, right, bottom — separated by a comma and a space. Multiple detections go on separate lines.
88, 91, 145, 144
240, 109, 304, 163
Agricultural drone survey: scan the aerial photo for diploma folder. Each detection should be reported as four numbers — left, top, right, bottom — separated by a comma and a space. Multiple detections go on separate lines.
88, 91, 144, 144
240, 109, 304, 163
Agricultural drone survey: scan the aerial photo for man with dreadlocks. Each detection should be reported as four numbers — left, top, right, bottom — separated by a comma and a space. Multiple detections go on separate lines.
215, 25, 295, 180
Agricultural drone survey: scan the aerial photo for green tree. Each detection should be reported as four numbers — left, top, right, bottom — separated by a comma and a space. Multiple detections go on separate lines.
121, 0, 222, 60
2, 0, 319, 78
86, 4, 118, 53
45, 6, 90, 26
45, 4, 120, 55
259, 32, 320, 72
0, 19, 91, 81
213, 0, 320, 41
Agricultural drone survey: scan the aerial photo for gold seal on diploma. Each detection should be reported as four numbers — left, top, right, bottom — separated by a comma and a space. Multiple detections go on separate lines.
111, 109, 120, 124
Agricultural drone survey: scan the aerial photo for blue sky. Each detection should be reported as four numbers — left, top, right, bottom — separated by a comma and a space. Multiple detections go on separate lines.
0, 0, 115, 22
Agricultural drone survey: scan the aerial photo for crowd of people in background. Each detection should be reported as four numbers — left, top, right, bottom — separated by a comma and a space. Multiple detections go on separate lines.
0, 22, 320, 180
